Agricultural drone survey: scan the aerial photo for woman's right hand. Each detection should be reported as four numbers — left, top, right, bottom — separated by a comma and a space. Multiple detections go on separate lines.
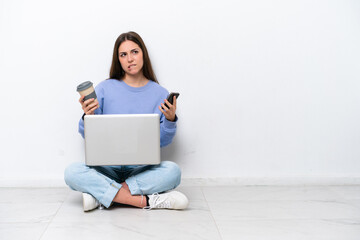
79, 96, 99, 115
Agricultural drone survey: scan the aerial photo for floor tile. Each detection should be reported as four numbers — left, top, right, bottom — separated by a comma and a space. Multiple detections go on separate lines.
207, 200, 360, 221
0, 188, 68, 238
215, 219, 360, 240
41, 219, 222, 240
0, 222, 48, 240
328, 185, 360, 200
176, 186, 206, 201
0, 188, 69, 204
202, 185, 342, 202
0, 202, 62, 223
346, 200, 360, 210
1, 185, 359, 240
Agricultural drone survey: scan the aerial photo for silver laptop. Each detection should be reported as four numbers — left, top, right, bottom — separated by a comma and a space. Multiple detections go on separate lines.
84, 114, 160, 166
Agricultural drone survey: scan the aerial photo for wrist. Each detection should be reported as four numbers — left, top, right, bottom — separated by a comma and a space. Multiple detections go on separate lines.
166, 114, 178, 122
167, 117, 175, 122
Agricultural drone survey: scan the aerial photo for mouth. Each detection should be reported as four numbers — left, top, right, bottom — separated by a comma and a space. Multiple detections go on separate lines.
128, 64, 136, 69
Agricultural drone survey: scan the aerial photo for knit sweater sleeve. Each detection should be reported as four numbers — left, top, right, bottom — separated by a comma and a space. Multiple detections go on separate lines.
160, 114, 178, 148
78, 85, 104, 138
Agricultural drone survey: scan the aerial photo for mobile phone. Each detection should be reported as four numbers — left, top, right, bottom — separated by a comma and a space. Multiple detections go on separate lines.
164, 92, 180, 108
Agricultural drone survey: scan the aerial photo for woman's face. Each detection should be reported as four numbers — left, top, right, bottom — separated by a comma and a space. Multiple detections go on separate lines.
118, 40, 144, 76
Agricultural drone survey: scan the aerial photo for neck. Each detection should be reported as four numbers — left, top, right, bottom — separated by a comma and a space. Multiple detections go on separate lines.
123, 73, 148, 87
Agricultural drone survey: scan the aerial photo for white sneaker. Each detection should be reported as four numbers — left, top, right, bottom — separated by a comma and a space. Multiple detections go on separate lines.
82, 193, 99, 212
147, 191, 189, 210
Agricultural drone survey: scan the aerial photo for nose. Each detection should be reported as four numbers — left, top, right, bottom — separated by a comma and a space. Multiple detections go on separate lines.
127, 54, 134, 62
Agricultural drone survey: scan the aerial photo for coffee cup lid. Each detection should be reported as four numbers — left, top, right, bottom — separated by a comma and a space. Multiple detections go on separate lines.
77, 81, 93, 91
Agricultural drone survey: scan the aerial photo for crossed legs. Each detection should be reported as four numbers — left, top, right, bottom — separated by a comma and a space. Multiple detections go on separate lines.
64, 161, 182, 208
113, 182, 147, 208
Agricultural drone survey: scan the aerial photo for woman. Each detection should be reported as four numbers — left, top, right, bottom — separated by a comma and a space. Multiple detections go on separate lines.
64, 31, 188, 211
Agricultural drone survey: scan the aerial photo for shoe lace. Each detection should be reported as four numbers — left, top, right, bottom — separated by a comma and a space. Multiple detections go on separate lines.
144, 193, 171, 210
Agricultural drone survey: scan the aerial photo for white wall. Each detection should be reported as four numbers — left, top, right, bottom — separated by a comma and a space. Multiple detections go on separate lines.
1, 0, 360, 186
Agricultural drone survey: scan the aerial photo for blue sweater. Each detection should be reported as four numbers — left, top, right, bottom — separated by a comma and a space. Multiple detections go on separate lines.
78, 79, 177, 147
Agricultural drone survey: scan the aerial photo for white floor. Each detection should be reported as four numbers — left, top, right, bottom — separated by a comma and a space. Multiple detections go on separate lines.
1, 185, 360, 240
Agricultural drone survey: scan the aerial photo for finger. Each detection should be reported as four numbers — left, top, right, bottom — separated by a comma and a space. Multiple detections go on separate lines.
83, 98, 95, 106
79, 96, 85, 104
173, 96, 177, 108
85, 101, 98, 113
81, 100, 93, 111
87, 106, 98, 115
86, 103, 99, 114
161, 103, 169, 111
158, 106, 166, 115
83, 99, 97, 111
164, 99, 173, 109
93, 99, 99, 107
162, 104, 174, 117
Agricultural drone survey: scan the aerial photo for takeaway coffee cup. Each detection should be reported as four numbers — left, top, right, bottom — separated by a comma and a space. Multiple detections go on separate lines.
76, 81, 97, 102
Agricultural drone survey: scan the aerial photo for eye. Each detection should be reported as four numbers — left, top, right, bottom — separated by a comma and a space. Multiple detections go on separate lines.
119, 53, 126, 57
132, 50, 139, 54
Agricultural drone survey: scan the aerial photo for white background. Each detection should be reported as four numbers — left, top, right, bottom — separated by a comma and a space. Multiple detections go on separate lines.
1, 0, 359, 186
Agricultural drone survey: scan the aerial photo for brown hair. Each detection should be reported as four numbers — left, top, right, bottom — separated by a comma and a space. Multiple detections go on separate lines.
109, 31, 158, 83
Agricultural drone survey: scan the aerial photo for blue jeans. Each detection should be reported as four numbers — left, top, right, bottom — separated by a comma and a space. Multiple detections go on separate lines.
64, 161, 181, 208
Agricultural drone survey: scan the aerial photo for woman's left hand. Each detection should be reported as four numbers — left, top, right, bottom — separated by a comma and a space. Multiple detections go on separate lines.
159, 96, 177, 122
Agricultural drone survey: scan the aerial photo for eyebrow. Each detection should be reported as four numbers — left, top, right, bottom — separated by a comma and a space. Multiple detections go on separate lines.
119, 48, 139, 54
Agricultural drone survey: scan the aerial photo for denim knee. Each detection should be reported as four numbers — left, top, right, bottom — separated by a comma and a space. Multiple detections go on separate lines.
64, 162, 85, 188
162, 161, 181, 188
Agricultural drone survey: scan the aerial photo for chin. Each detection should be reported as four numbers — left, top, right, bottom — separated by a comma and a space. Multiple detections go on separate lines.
127, 69, 141, 76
